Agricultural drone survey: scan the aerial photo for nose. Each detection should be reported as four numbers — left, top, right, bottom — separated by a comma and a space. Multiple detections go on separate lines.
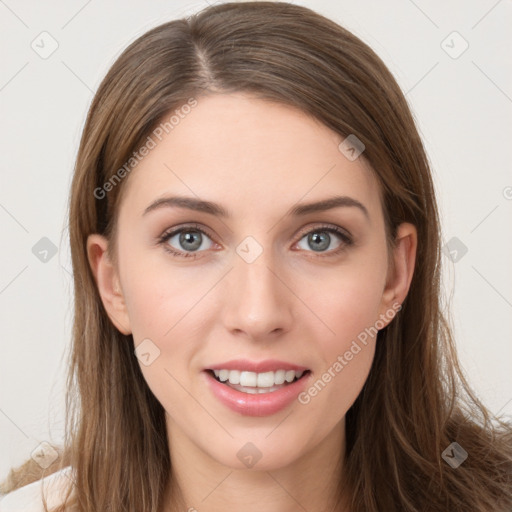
220, 248, 294, 342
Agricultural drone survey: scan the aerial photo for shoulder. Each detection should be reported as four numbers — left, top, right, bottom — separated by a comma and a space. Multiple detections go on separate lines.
0, 466, 74, 512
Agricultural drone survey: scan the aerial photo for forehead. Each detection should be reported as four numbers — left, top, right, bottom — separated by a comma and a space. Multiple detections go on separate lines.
119, 92, 381, 220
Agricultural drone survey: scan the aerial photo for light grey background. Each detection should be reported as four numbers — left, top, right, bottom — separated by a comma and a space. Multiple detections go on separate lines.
1, 0, 511, 480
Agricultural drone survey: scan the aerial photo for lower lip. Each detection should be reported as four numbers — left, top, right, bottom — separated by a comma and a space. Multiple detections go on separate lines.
203, 370, 311, 417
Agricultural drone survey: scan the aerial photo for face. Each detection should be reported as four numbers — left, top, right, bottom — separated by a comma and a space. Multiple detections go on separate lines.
88, 92, 416, 473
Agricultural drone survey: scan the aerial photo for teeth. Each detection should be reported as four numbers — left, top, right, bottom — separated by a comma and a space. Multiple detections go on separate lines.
241, 371, 257, 387
285, 370, 296, 383
274, 369, 286, 385
257, 371, 274, 387
228, 370, 241, 385
212, 369, 305, 387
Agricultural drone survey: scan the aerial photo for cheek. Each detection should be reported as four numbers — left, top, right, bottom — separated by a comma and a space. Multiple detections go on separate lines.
297, 286, 380, 427
299, 252, 388, 351
118, 247, 217, 404
299, 341, 375, 430
119, 248, 213, 342
293, 252, 386, 417
317, 275, 383, 336
119, 256, 210, 419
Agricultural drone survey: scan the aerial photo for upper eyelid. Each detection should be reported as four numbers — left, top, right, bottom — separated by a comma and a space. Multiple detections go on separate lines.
296, 223, 352, 239
159, 224, 217, 243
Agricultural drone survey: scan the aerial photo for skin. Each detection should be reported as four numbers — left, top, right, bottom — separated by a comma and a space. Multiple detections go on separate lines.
87, 92, 417, 512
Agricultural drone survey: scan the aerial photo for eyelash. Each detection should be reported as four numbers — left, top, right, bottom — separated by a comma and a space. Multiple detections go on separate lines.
157, 223, 354, 259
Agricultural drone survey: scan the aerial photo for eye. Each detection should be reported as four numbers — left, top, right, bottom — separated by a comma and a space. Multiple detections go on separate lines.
158, 223, 353, 259
158, 224, 216, 258
295, 225, 353, 255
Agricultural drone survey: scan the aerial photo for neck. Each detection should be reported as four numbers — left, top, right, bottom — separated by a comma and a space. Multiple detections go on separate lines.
162, 418, 350, 512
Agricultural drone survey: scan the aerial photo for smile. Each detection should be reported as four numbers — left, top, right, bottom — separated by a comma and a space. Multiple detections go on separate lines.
203, 360, 312, 416
210, 369, 307, 394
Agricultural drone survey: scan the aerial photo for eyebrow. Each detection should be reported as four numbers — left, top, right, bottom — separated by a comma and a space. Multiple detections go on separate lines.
143, 195, 369, 219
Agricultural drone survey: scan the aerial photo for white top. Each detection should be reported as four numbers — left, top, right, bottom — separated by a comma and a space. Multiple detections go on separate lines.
0, 467, 73, 512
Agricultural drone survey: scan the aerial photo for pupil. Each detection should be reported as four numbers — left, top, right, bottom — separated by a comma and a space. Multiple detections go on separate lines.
309, 232, 330, 251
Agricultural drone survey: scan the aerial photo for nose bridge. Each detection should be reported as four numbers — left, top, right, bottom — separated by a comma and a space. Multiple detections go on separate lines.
222, 239, 292, 337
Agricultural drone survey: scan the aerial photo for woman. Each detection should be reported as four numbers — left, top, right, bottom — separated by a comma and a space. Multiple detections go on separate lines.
1, 2, 511, 511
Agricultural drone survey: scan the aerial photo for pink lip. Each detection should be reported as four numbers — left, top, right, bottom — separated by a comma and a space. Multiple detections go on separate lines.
203, 369, 311, 417
206, 359, 309, 373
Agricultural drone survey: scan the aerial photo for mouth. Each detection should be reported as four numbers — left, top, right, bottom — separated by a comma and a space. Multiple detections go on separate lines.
206, 368, 311, 394
203, 359, 313, 416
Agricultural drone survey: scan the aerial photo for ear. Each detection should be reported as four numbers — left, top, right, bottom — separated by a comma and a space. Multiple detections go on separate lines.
87, 234, 132, 335
378, 222, 417, 323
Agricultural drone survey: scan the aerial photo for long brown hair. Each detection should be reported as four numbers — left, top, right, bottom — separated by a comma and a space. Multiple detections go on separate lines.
2, 2, 511, 511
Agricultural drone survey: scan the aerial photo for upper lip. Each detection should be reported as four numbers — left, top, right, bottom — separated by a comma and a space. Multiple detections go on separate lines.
206, 359, 309, 373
